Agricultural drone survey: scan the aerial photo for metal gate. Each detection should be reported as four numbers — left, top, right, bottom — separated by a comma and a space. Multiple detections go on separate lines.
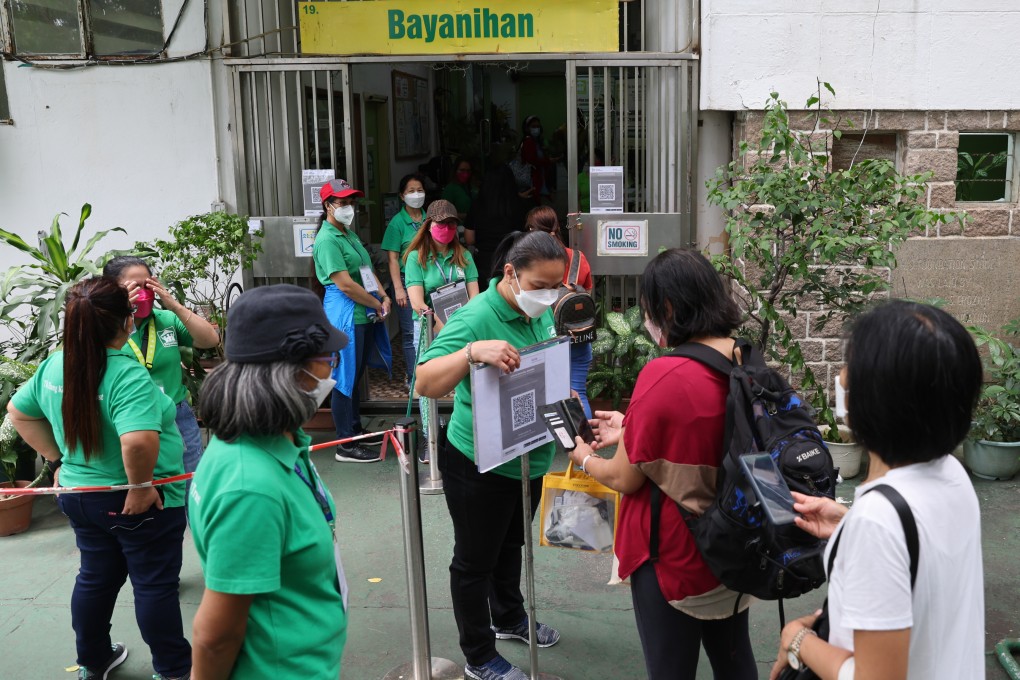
230, 63, 354, 218
565, 57, 699, 309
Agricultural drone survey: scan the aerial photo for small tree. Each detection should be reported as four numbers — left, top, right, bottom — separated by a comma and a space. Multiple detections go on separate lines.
707, 84, 954, 434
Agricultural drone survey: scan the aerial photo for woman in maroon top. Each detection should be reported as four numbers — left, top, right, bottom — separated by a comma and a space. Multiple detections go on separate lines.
568, 249, 756, 680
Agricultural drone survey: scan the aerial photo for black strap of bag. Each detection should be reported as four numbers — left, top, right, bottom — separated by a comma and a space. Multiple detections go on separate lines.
828, 484, 919, 588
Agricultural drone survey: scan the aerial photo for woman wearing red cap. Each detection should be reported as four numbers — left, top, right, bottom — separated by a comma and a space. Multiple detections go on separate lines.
312, 179, 392, 463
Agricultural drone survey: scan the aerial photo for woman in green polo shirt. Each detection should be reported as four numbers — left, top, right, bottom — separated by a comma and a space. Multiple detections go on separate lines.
383, 173, 427, 389
189, 284, 348, 680
415, 231, 567, 680
7, 276, 191, 680
404, 199, 480, 463
103, 256, 220, 502
312, 178, 392, 464
441, 156, 476, 222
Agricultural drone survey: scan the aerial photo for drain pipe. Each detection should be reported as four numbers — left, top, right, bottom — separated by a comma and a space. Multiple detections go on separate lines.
996, 639, 1020, 679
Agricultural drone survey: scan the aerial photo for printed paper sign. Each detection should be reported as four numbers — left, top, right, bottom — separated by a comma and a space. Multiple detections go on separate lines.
294, 223, 318, 257
302, 169, 336, 217
589, 165, 624, 214
597, 220, 648, 257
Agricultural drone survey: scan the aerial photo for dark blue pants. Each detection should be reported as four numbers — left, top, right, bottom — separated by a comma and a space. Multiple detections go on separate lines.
331, 323, 370, 440
57, 491, 191, 678
396, 274, 417, 383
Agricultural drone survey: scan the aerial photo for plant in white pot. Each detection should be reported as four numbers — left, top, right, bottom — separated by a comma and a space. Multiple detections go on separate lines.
965, 319, 1020, 480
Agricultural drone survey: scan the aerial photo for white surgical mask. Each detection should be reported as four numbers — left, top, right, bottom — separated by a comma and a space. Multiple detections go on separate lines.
643, 317, 665, 347
333, 204, 355, 226
510, 269, 559, 318
302, 369, 337, 407
529, 127, 541, 138
403, 191, 425, 209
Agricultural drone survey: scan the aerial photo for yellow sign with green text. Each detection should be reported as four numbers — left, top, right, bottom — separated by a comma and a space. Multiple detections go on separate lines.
298, 0, 619, 56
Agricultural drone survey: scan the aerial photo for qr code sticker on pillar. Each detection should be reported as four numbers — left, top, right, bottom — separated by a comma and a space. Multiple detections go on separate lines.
597, 184, 616, 202
511, 389, 537, 431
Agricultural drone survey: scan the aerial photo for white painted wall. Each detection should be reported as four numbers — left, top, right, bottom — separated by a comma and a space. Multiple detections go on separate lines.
701, 0, 1020, 111
0, 0, 219, 275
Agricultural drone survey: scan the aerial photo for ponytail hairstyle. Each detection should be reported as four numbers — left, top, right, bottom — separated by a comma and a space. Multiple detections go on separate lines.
102, 255, 151, 280
62, 277, 133, 460
524, 206, 565, 247
488, 230, 567, 282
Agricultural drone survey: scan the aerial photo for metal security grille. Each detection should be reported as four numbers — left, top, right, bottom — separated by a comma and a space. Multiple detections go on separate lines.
231, 64, 353, 217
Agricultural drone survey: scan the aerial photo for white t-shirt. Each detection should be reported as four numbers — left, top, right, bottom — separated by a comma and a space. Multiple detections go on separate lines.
825, 455, 985, 680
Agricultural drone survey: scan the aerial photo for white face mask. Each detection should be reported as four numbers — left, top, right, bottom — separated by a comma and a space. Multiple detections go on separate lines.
332, 204, 355, 226
403, 191, 426, 209
643, 317, 665, 347
510, 269, 559, 318
302, 369, 337, 407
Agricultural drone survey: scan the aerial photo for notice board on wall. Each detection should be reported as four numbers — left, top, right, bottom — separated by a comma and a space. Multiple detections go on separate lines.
392, 70, 430, 159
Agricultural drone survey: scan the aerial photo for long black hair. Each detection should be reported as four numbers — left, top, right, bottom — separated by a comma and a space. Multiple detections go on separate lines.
103, 256, 151, 279
488, 230, 567, 281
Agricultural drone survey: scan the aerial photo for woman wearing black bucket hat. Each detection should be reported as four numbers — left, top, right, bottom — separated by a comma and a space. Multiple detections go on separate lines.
189, 284, 351, 679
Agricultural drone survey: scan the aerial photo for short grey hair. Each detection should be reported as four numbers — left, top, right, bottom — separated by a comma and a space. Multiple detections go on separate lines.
199, 361, 319, 442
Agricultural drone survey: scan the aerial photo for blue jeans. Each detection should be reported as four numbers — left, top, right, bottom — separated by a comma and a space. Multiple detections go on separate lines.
570, 341, 593, 418
396, 275, 416, 383
331, 323, 370, 440
175, 401, 203, 512
57, 491, 191, 677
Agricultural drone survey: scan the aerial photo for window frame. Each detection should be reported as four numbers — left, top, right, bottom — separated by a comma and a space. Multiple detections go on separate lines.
0, 0, 167, 60
955, 131, 1016, 204
0, 59, 11, 124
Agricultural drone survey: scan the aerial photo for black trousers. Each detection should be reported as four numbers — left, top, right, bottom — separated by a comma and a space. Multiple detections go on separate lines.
631, 562, 758, 680
439, 441, 542, 666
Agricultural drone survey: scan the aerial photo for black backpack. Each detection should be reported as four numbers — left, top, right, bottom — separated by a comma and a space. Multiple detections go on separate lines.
552, 250, 596, 344
650, 339, 838, 605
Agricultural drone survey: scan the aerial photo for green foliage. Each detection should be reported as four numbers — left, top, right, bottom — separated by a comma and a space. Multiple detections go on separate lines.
0, 358, 38, 484
0, 204, 149, 364
706, 83, 955, 432
141, 212, 263, 359
956, 150, 1008, 202
968, 320, 1020, 443
588, 304, 666, 409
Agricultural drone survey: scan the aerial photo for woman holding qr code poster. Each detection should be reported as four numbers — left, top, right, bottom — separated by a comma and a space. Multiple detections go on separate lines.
415, 231, 567, 680
567, 249, 757, 680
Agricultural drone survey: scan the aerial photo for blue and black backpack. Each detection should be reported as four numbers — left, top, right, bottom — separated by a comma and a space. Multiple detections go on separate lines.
649, 338, 837, 609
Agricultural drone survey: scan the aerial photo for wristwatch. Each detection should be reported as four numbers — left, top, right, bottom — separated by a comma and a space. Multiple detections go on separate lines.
787, 627, 817, 670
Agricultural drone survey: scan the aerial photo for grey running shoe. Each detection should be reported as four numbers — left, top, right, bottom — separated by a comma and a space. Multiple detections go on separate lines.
492, 618, 561, 648
464, 655, 529, 680
152, 673, 190, 680
77, 643, 128, 679
335, 444, 382, 463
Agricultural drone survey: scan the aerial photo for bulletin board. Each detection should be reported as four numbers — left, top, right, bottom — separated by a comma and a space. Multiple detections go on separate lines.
392, 70, 431, 159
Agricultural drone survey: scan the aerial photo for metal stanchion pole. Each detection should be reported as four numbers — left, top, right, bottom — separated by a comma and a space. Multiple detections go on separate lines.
519, 454, 563, 680
383, 418, 460, 680
419, 316, 444, 495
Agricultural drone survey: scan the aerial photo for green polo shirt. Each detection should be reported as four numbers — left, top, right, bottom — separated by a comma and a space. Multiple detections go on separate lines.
313, 221, 374, 325
441, 182, 475, 216
381, 207, 424, 275
119, 308, 193, 404
404, 248, 479, 319
11, 350, 185, 507
418, 281, 558, 479
189, 430, 346, 679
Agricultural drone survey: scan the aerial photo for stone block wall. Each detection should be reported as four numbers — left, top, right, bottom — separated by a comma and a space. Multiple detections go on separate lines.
730, 109, 1020, 402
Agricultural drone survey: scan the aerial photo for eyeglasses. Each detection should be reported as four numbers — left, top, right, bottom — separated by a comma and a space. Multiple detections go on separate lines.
310, 352, 339, 369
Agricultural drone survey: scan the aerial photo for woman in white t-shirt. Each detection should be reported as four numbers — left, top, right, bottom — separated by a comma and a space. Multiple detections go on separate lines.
770, 300, 985, 680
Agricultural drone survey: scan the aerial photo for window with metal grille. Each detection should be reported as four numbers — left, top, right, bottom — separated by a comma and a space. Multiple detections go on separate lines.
6, 0, 164, 57
956, 133, 1014, 202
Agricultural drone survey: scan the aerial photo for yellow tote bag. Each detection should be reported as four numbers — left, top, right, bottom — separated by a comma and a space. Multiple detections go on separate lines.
539, 463, 620, 552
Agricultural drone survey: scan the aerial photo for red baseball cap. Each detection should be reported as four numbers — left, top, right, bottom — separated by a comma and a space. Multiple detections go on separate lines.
319, 178, 364, 202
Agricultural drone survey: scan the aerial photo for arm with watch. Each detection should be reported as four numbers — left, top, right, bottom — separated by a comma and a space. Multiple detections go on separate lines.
565, 412, 646, 495
414, 340, 522, 399
772, 613, 908, 680
328, 270, 391, 317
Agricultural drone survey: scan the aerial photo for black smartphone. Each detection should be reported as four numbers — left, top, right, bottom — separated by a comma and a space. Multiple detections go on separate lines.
563, 397, 596, 446
739, 453, 798, 525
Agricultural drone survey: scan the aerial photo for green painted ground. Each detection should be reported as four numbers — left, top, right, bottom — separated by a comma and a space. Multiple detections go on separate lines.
1, 418, 1016, 679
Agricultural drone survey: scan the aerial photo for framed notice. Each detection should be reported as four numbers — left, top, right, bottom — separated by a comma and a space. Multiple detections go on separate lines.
597, 219, 648, 257
392, 71, 430, 159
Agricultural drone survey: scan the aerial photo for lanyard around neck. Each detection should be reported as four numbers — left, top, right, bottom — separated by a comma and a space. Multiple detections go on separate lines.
434, 256, 454, 285
293, 458, 335, 529
126, 316, 157, 370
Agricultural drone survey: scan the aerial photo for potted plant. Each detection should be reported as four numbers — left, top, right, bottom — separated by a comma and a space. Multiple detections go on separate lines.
964, 319, 1020, 480
588, 304, 666, 411
706, 83, 954, 453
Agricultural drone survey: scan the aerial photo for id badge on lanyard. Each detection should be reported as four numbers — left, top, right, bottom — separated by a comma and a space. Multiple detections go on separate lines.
294, 459, 349, 611
359, 266, 379, 294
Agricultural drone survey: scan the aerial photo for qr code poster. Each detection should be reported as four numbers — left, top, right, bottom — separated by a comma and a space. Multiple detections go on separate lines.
589, 165, 624, 213
499, 367, 547, 444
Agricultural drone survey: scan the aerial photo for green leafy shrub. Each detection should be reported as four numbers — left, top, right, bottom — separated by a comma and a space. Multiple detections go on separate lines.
588, 304, 666, 409
969, 319, 1020, 443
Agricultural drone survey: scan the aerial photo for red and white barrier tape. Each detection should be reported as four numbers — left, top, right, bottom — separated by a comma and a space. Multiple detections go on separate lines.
0, 429, 398, 496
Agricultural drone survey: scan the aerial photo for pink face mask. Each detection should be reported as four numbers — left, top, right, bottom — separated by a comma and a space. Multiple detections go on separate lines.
456, 170, 471, 183
430, 223, 457, 244
133, 288, 154, 318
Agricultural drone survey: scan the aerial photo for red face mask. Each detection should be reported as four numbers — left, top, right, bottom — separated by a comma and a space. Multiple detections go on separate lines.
133, 288, 154, 319
456, 170, 471, 183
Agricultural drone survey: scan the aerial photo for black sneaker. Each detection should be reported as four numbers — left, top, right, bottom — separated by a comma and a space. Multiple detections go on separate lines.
464, 655, 528, 680
335, 444, 382, 463
77, 643, 128, 679
492, 618, 560, 648
353, 428, 386, 445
